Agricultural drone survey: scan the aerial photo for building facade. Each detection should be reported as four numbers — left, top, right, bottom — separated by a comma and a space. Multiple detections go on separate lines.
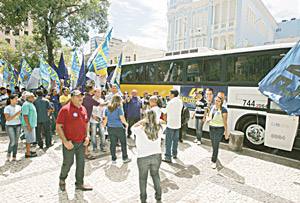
90, 36, 165, 64
274, 18, 300, 43
167, 0, 277, 51
0, 17, 34, 48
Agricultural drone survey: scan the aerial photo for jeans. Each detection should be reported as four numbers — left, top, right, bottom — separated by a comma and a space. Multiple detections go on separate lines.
179, 123, 188, 141
107, 127, 128, 161
209, 126, 224, 163
137, 154, 162, 203
6, 125, 21, 157
59, 142, 85, 186
195, 118, 204, 141
90, 123, 105, 151
164, 127, 180, 160
36, 122, 51, 148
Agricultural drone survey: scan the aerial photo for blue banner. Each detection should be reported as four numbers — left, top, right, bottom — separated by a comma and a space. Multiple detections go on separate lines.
180, 85, 227, 109
258, 41, 300, 115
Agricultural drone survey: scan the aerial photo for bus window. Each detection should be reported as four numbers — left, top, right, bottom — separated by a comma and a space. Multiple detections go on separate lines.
156, 62, 170, 82
203, 58, 221, 81
227, 54, 272, 83
164, 61, 184, 82
147, 63, 156, 82
121, 65, 136, 82
187, 59, 204, 82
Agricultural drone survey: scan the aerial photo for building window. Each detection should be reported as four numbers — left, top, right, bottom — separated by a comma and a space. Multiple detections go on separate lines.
5, 38, 10, 44
213, 37, 219, 49
125, 56, 131, 62
24, 31, 29, 36
134, 54, 136, 61
214, 3, 221, 25
276, 28, 281, 32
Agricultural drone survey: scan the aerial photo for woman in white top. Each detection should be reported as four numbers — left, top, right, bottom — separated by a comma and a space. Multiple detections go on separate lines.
4, 94, 22, 161
131, 110, 163, 203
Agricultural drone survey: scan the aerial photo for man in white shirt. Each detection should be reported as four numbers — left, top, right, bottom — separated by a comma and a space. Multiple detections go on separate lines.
163, 89, 183, 163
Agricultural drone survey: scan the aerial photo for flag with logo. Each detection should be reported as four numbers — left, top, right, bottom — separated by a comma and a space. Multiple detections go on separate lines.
88, 28, 112, 77
39, 56, 60, 90
110, 53, 122, 88
19, 59, 32, 87
258, 41, 300, 115
71, 51, 80, 89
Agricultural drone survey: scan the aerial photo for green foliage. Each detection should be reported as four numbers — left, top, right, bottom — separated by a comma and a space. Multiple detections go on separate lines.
0, 0, 109, 65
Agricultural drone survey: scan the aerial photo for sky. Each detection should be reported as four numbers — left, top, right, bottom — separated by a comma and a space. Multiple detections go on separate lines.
90, 0, 300, 51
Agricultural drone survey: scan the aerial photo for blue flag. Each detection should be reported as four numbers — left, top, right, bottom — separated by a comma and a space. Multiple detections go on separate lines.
71, 51, 80, 89
19, 59, 32, 87
76, 55, 86, 91
58, 53, 69, 87
258, 41, 300, 115
39, 56, 60, 90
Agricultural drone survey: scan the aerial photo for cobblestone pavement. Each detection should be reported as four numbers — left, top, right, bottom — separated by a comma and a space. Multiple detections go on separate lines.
0, 134, 299, 203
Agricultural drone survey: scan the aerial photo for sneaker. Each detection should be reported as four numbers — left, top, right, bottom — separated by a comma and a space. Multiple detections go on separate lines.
211, 162, 217, 169
197, 141, 202, 145
123, 158, 131, 164
75, 184, 93, 191
25, 153, 37, 158
59, 180, 66, 191
162, 159, 172, 163
193, 139, 198, 143
173, 156, 177, 159
111, 160, 117, 165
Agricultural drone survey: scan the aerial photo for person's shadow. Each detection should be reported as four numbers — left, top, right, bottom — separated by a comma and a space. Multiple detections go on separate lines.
58, 189, 88, 203
0, 159, 32, 176
217, 161, 245, 184
104, 163, 130, 182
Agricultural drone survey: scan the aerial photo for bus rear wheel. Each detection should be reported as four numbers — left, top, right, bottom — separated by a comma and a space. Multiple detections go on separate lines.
241, 118, 266, 150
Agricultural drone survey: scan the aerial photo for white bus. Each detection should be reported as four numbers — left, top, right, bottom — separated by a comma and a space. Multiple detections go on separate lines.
108, 42, 300, 152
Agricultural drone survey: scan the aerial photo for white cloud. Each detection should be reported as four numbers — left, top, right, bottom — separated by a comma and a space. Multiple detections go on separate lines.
262, 0, 300, 21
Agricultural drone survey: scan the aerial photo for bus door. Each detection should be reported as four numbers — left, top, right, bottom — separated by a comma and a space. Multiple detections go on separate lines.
264, 100, 299, 151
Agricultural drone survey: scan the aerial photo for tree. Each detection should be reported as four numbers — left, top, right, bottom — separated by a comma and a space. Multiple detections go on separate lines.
0, 0, 109, 66
0, 39, 19, 67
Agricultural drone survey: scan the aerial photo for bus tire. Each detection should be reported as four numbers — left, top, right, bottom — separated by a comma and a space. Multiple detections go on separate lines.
240, 117, 266, 150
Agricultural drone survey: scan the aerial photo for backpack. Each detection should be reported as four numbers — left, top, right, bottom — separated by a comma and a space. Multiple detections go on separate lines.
181, 106, 190, 125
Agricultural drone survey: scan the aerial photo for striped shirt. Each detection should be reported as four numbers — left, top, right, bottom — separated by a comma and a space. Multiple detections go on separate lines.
195, 99, 207, 119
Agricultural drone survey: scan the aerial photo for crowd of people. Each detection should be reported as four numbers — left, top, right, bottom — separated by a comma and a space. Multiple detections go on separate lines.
0, 81, 228, 203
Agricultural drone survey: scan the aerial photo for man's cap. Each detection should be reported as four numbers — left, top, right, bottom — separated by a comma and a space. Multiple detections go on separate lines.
71, 90, 84, 97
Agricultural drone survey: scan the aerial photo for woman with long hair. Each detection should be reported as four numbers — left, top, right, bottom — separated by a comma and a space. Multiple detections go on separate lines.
4, 94, 22, 161
131, 110, 163, 203
103, 95, 131, 164
208, 95, 229, 169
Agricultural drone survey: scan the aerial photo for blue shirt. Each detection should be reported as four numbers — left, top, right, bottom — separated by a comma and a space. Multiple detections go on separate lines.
50, 95, 61, 113
124, 97, 141, 119
21, 101, 37, 128
105, 107, 124, 128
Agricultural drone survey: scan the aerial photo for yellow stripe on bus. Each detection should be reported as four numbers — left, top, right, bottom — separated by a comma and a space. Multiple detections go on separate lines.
120, 84, 174, 97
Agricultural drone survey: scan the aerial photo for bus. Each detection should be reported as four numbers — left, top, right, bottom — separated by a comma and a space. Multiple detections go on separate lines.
108, 43, 300, 152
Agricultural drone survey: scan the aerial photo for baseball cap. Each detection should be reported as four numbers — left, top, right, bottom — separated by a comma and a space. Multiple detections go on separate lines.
24, 92, 35, 98
71, 90, 84, 97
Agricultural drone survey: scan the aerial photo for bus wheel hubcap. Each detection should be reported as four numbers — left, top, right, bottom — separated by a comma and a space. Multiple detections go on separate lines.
246, 124, 265, 145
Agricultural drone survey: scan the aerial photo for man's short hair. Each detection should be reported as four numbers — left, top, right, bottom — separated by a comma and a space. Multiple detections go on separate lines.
36, 89, 43, 97
170, 89, 179, 97
205, 88, 214, 94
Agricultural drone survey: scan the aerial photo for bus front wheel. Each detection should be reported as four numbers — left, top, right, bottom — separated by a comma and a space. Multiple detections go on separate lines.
241, 118, 266, 149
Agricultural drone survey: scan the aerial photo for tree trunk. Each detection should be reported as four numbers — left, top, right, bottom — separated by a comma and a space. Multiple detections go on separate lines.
45, 34, 54, 66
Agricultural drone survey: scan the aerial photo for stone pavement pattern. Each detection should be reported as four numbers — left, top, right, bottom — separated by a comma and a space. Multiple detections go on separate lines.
0, 135, 299, 203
